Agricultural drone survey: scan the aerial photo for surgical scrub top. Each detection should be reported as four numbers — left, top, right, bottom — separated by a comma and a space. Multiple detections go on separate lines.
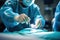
0, 0, 45, 32
53, 1, 60, 31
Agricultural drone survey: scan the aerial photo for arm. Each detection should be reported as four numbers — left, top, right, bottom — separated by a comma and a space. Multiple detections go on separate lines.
55, 1, 60, 17
35, 6, 45, 28
31, 4, 45, 29
52, 1, 60, 31
52, 1, 60, 22
0, 0, 20, 31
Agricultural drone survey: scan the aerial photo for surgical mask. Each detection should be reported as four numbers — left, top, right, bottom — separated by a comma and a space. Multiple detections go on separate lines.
22, 0, 35, 6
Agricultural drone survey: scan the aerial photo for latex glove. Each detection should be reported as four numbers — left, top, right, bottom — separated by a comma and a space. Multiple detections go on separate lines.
31, 19, 42, 29
14, 13, 30, 24
35, 19, 42, 28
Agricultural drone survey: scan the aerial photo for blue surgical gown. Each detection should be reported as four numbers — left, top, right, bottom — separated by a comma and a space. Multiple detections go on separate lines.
0, 0, 45, 32
53, 1, 60, 31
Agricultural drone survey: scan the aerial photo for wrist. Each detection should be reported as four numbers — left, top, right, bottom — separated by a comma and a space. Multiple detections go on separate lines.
14, 15, 20, 22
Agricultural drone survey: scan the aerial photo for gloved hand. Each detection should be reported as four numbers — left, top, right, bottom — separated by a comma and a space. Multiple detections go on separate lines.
35, 19, 42, 28
14, 13, 30, 24
31, 19, 42, 29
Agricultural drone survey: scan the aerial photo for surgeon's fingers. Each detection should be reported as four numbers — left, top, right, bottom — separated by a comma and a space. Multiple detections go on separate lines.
19, 16, 25, 22
27, 17, 30, 22
21, 14, 29, 22
20, 13, 27, 20
19, 13, 31, 24
25, 17, 30, 24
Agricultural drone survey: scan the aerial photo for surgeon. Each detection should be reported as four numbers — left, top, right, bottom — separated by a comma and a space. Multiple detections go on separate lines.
53, 1, 60, 31
0, 0, 45, 32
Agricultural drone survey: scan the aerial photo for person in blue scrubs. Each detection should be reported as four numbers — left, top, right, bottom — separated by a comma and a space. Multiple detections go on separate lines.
53, 1, 60, 31
0, 0, 45, 32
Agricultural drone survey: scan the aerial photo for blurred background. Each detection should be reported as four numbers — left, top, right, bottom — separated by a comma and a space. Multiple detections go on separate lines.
35, 0, 60, 31
0, 0, 60, 32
